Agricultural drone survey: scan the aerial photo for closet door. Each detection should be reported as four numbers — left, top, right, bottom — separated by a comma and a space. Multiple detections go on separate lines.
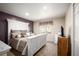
0, 20, 8, 44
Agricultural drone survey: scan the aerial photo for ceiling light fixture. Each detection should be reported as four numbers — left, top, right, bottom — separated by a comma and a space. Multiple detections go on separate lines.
43, 6, 47, 10
25, 12, 29, 16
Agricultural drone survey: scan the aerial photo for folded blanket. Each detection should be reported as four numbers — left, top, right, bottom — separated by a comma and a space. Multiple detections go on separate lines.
10, 37, 27, 55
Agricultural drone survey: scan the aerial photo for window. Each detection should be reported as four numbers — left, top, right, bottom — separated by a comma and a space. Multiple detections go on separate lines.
39, 21, 53, 33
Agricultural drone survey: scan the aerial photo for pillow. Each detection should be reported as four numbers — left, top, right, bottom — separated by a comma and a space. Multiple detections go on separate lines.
11, 33, 21, 38
30, 33, 35, 36
18, 34, 21, 38
15, 34, 21, 38
26, 32, 30, 36
21, 33, 27, 37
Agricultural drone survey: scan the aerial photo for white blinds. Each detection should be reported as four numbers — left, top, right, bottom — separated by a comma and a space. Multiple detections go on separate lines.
39, 21, 53, 33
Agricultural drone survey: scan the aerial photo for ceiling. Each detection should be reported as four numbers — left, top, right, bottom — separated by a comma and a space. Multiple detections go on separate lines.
0, 3, 70, 21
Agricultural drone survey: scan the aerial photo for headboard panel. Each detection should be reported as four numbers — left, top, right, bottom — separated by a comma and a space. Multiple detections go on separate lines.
11, 30, 27, 33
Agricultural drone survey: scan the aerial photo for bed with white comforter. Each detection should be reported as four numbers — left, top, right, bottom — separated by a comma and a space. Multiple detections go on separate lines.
10, 33, 47, 56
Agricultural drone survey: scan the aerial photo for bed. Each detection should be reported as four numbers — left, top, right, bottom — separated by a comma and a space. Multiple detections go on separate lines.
10, 30, 47, 56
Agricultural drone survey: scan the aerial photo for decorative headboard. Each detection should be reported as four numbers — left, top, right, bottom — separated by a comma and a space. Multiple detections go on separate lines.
11, 30, 27, 33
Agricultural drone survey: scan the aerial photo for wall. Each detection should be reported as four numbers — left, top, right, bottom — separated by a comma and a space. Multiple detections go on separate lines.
33, 17, 65, 42
74, 3, 79, 56
64, 4, 73, 55
65, 4, 73, 37
0, 20, 8, 44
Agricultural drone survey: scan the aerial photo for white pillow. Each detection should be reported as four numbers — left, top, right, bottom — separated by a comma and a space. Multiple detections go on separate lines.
26, 32, 30, 36
17, 34, 21, 38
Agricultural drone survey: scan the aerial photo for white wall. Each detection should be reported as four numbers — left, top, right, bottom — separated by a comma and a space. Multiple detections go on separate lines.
74, 3, 79, 56
65, 4, 73, 37
65, 4, 73, 55
33, 17, 65, 42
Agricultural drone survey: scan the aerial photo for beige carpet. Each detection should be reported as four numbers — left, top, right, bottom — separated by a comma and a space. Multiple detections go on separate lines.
7, 42, 57, 56
35, 42, 57, 56
7, 49, 21, 56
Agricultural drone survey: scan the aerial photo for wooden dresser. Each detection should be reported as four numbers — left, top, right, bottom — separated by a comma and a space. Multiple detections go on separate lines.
57, 36, 71, 56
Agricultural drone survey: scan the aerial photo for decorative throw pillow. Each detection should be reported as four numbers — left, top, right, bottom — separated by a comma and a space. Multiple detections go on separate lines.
11, 33, 21, 38
15, 34, 21, 38
26, 32, 30, 36
21, 32, 28, 37
18, 34, 21, 38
